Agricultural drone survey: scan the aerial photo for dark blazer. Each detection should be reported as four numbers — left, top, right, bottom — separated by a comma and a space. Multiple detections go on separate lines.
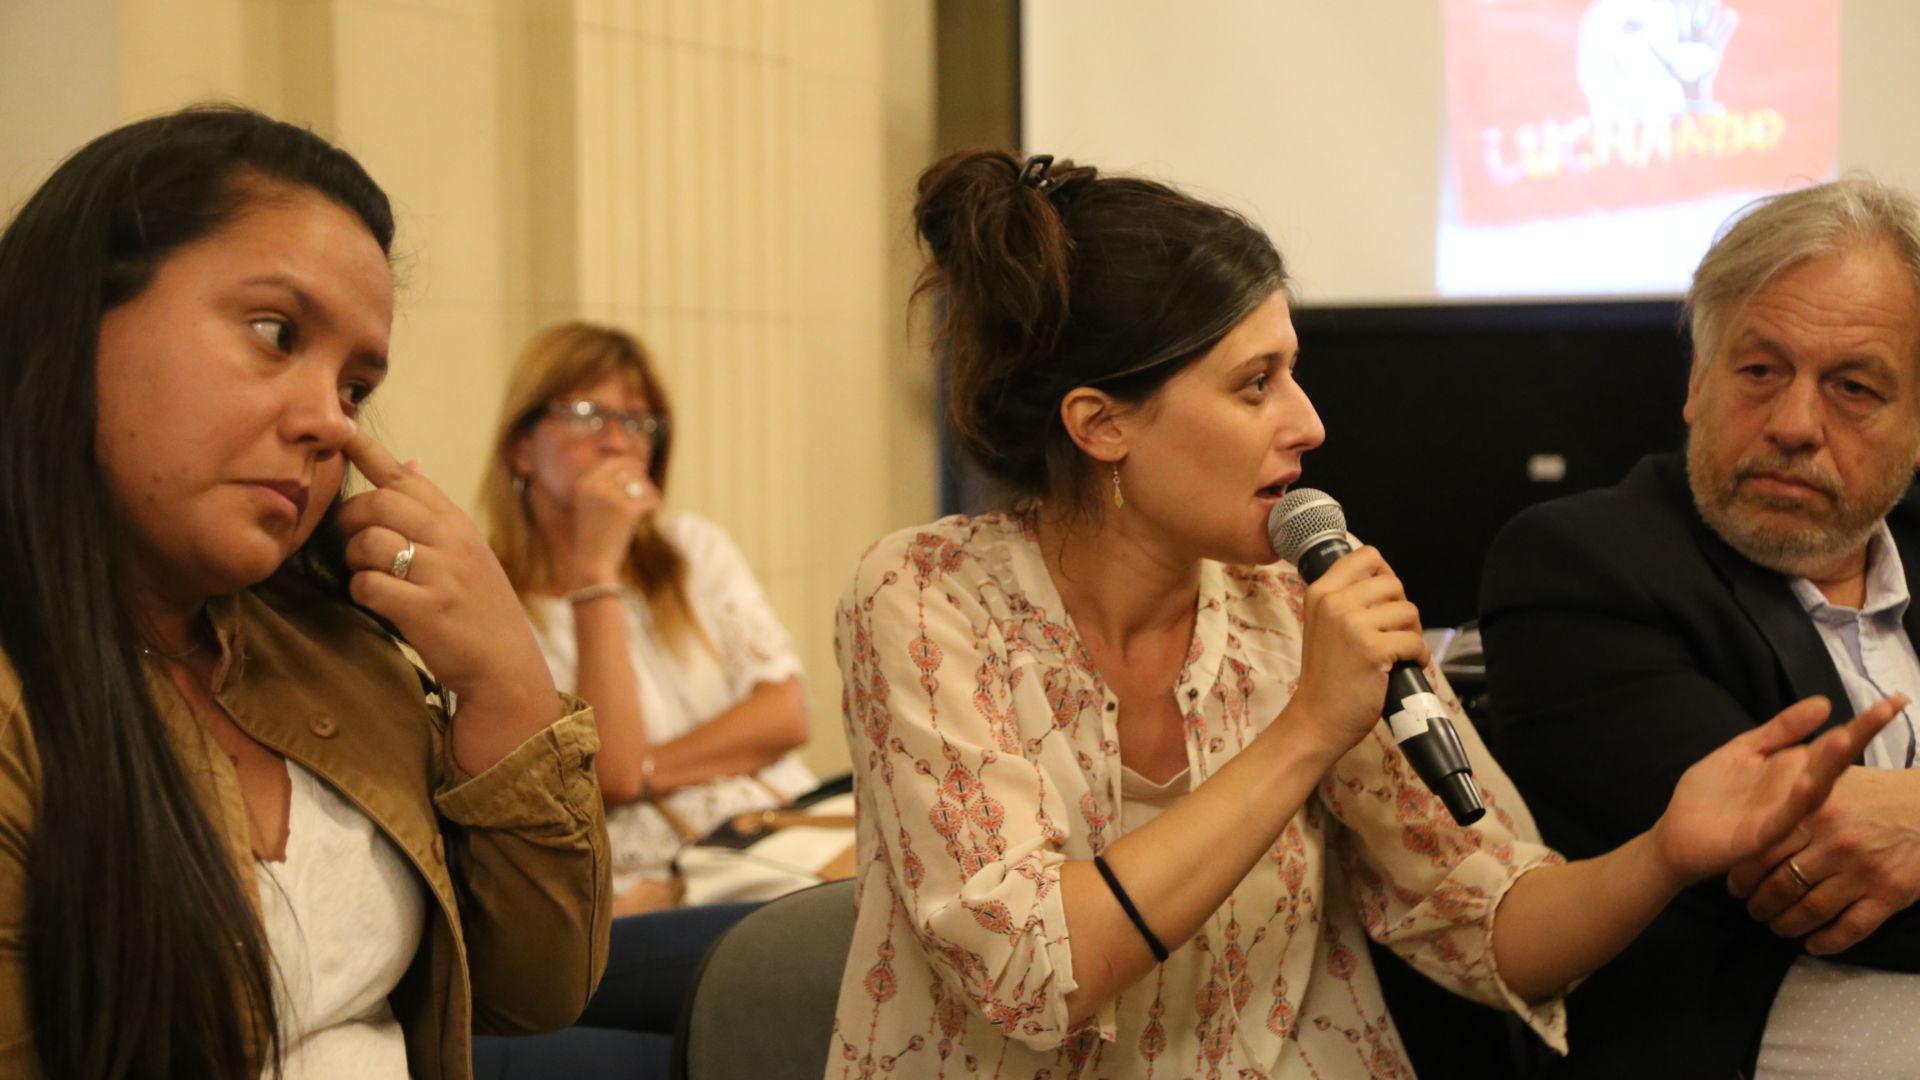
1478, 452, 1920, 1078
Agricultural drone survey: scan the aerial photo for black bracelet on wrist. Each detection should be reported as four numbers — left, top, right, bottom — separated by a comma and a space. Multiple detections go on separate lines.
1092, 853, 1169, 963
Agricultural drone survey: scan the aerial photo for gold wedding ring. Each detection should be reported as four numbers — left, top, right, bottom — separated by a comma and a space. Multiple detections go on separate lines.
1786, 857, 1815, 892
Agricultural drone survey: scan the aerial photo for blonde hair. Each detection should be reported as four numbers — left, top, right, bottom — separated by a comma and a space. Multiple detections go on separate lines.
481, 320, 707, 653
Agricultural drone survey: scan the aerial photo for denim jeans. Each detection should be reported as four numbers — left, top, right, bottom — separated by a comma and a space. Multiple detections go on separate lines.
471, 901, 762, 1080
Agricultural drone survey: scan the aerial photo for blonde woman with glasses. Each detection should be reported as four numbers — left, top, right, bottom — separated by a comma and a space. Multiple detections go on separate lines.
480, 321, 817, 916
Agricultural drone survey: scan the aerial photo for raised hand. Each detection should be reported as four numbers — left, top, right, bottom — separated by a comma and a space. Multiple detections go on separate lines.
337, 430, 560, 766
1656, 0, 1739, 96
1652, 695, 1902, 887
564, 456, 660, 590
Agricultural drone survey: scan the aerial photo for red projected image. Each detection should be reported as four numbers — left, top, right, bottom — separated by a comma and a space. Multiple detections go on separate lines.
1439, 0, 1839, 296
1447, 0, 1837, 225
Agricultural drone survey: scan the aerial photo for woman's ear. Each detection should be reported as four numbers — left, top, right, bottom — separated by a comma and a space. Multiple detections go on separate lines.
1059, 386, 1129, 465
509, 431, 535, 481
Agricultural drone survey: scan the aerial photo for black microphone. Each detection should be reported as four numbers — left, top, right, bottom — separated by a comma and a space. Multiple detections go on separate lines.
1268, 488, 1485, 825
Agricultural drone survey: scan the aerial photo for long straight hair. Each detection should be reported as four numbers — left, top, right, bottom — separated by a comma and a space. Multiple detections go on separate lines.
0, 105, 394, 1079
479, 321, 707, 654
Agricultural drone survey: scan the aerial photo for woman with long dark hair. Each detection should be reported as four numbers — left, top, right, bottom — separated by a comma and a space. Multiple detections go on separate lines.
825, 149, 1901, 1077
0, 106, 608, 1079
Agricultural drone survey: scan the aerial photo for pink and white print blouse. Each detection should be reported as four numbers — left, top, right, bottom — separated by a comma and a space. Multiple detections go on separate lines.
828, 513, 1567, 1079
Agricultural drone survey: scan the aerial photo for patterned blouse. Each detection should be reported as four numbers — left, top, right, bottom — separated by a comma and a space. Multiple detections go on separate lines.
828, 513, 1567, 1079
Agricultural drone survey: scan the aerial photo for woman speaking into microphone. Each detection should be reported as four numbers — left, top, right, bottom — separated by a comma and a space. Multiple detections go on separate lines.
824, 149, 1900, 1078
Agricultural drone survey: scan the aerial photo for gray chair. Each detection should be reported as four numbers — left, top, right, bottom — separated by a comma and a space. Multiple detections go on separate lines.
674, 878, 857, 1080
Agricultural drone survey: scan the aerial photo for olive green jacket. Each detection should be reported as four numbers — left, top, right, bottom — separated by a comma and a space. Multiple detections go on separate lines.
0, 588, 611, 1077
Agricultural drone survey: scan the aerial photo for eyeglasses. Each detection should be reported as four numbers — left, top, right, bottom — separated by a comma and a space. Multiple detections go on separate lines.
546, 399, 668, 441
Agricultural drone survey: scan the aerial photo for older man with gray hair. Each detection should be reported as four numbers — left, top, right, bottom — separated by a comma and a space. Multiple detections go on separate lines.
1481, 175, 1920, 1078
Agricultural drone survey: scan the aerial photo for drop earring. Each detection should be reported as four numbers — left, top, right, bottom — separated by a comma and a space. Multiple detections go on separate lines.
1111, 464, 1125, 510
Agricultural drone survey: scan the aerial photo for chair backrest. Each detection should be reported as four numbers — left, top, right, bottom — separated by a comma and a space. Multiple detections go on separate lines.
674, 878, 857, 1080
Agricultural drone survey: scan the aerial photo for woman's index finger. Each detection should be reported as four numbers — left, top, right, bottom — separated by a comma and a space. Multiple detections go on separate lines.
344, 427, 410, 489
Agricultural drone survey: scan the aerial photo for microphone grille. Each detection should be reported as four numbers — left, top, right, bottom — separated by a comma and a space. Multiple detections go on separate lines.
1268, 487, 1347, 564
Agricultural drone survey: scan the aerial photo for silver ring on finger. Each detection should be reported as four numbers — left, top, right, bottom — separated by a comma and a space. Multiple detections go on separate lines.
390, 539, 417, 581
624, 479, 645, 500
1786, 857, 1815, 893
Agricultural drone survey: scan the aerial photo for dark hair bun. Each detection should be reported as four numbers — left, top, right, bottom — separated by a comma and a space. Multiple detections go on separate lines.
910, 148, 1285, 510
913, 151, 1095, 481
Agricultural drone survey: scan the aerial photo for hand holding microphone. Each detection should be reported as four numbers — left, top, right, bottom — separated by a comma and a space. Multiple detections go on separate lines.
1269, 488, 1486, 825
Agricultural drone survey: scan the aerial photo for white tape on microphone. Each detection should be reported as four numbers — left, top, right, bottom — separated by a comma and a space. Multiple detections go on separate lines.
1386, 691, 1449, 744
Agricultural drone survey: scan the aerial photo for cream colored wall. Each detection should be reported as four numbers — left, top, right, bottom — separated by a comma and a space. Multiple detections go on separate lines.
18, 0, 937, 778
552, 1, 938, 780
0, 0, 119, 210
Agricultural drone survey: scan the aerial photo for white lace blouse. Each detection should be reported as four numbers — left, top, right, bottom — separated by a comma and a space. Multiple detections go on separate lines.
527, 511, 815, 892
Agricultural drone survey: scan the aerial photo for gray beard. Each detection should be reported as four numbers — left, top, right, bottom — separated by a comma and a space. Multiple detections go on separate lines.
1692, 487, 1882, 577
1686, 435, 1910, 579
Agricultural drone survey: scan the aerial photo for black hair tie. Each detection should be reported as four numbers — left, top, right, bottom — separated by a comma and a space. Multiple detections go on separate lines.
1093, 853, 1169, 962
1017, 153, 1057, 192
